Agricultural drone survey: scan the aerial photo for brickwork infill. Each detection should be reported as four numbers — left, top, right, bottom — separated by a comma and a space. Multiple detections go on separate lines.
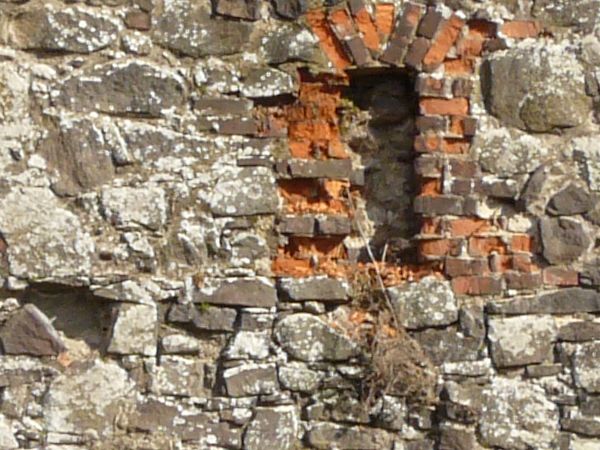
271, 1, 576, 296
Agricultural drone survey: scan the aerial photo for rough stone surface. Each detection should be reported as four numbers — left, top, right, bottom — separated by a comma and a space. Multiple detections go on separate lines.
389, 276, 458, 329
148, 356, 207, 397
274, 313, 360, 362
223, 362, 279, 396
44, 360, 135, 437
573, 342, 600, 393
307, 423, 390, 449
107, 302, 157, 356
9, 3, 120, 53
192, 278, 277, 307
0, 188, 94, 281
488, 315, 556, 367
152, 0, 254, 57
540, 217, 591, 264
279, 277, 348, 302
55, 61, 186, 117
101, 185, 168, 231
480, 377, 559, 449
209, 167, 279, 216
244, 406, 298, 450
482, 42, 591, 132
547, 184, 593, 216
488, 289, 600, 315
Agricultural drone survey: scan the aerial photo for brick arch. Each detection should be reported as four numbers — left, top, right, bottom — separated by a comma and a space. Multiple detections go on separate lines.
273, 1, 551, 296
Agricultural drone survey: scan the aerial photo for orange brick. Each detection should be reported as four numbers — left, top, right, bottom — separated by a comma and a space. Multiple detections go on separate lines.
419, 238, 460, 257
490, 254, 512, 272
374, 3, 395, 38
421, 217, 442, 235
354, 8, 380, 51
469, 236, 507, 257
272, 256, 314, 277
500, 20, 540, 39
512, 253, 536, 272
441, 138, 471, 154
511, 234, 534, 253
423, 15, 465, 67
288, 120, 336, 141
420, 98, 469, 116
543, 267, 579, 286
447, 218, 491, 236
414, 133, 442, 152
444, 58, 475, 75
420, 178, 441, 195
451, 275, 502, 295
329, 8, 355, 38
306, 10, 352, 71
289, 140, 313, 158
467, 19, 497, 38
327, 139, 349, 159
456, 34, 484, 57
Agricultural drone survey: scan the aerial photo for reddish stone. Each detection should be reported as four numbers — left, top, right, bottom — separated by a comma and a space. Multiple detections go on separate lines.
451, 275, 502, 295
543, 267, 579, 286
419, 98, 469, 116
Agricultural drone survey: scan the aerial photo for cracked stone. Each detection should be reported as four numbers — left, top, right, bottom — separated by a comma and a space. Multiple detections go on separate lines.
107, 302, 157, 356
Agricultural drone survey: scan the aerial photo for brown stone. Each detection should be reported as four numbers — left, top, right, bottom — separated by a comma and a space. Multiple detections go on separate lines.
0, 304, 66, 356
125, 11, 151, 30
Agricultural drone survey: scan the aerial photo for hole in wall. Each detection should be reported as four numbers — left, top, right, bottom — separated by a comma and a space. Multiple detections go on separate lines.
341, 68, 419, 264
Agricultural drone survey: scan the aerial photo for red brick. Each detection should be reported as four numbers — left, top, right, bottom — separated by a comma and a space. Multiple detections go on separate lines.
353, 8, 380, 51
505, 271, 542, 290
306, 10, 352, 71
512, 254, 535, 272
423, 15, 465, 67
543, 267, 579, 286
374, 3, 395, 38
414, 134, 442, 153
467, 19, 497, 38
489, 254, 512, 272
417, 8, 444, 38
443, 58, 475, 75
500, 20, 541, 39
451, 275, 502, 295
404, 37, 430, 68
420, 98, 469, 116
468, 236, 507, 257
415, 76, 447, 97
511, 234, 534, 253
445, 257, 489, 277
329, 8, 356, 39
447, 218, 491, 236
419, 238, 461, 257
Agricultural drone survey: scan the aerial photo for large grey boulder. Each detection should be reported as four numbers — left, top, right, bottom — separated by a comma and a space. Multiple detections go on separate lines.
0, 187, 94, 281
488, 315, 556, 367
482, 42, 591, 133
44, 360, 135, 437
480, 377, 559, 449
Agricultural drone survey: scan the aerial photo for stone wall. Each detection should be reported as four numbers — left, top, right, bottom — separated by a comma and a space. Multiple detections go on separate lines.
1, 0, 600, 449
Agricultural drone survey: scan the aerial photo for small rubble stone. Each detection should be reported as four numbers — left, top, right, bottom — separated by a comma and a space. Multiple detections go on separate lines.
316, 215, 352, 235
573, 342, 600, 393
272, 0, 307, 19
274, 313, 360, 362
223, 362, 279, 397
388, 276, 458, 329
0, 304, 66, 356
214, 0, 260, 20
558, 322, 600, 342
152, 0, 253, 57
278, 277, 348, 302
414, 326, 484, 365
148, 356, 207, 397
547, 184, 592, 216
168, 303, 237, 332
209, 167, 279, 216
278, 362, 323, 392
224, 331, 271, 360
480, 377, 558, 449
488, 315, 556, 367
241, 68, 296, 97
488, 289, 600, 315
244, 406, 298, 450
192, 278, 277, 308
307, 422, 391, 449
107, 302, 157, 356
101, 185, 168, 231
